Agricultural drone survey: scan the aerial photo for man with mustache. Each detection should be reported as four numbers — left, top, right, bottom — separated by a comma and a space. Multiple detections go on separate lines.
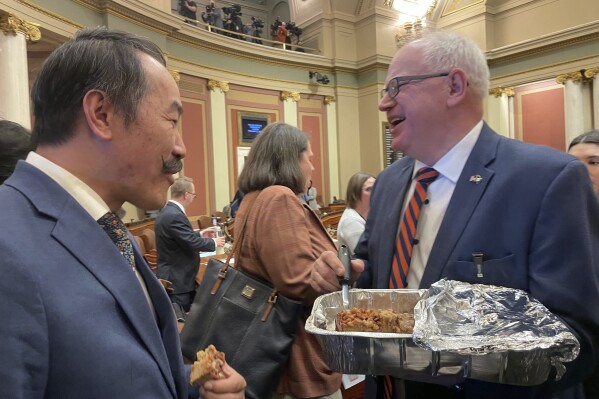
156, 176, 226, 312
311, 30, 599, 399
0, 27, 245, 398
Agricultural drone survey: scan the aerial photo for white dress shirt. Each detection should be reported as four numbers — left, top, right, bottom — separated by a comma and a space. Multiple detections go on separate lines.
405, 121, 483, 288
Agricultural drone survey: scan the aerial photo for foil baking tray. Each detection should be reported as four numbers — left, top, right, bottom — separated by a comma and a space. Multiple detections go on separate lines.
305, 284, 579, 386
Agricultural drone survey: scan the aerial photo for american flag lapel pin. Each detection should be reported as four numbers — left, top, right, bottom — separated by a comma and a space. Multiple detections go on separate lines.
469, 175, 483, 184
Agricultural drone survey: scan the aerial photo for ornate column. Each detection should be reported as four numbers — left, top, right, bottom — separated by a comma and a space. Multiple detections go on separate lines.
0, 10, 41, 128
280, 91, 300, 127
488, 87, 515, 138
556, 71, 586, 148
584, 67, 599, 129
324, 95, 340, 200
207, 79, 230, 209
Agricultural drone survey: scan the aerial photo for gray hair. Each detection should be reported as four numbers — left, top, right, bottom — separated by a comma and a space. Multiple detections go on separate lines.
31, 27, 166, 146
410, 30, 490, 98
171, 176, 194, 198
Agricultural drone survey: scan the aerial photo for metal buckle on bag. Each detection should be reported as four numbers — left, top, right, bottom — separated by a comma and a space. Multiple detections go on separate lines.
268, 292, 277, 304
217, 269, 228, 279
241, 285, 255, 300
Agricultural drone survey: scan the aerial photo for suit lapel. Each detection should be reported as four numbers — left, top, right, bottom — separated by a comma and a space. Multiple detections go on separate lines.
376, 161, 414, 288
420, 125, 499, 288
12, 164, 178, 398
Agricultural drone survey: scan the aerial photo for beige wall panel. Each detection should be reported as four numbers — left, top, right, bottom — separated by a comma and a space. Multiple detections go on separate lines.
299, 98, 322, 109
139, 0, 171, 13
375, 17, 406, 58
334, 24, 358, 61
226, 90, 279, 105
335, 90, 362, 199
437, 14, 490, 50
489, 0, 599, 49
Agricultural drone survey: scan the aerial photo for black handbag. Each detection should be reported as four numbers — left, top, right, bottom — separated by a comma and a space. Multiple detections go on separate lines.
180, 196, 303, 399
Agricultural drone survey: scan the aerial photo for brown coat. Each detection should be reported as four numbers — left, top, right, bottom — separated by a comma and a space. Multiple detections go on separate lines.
234, 186, 341, 397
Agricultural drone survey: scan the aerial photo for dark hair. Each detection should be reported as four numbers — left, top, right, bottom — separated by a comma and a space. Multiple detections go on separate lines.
345, 172, 374, 209
30, 27, 166, 146
568, 129, 599, 150
237, 122, 309, 194
0, 120, 32, 184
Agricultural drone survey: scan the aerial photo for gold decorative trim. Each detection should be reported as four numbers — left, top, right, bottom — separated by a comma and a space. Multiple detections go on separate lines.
0, 10, 41, 42
280, 91, 300, 102
383, 0, 394, 7
426, 0, 438, 18
324, 95, 336, 105
556, 71, 584, 85
584, 67, 599, 79
488, 87, 515, 98
14, 0, 83, 29
488, 31, 599, 67
208, 80, 229, 93
168, 69, 180, 83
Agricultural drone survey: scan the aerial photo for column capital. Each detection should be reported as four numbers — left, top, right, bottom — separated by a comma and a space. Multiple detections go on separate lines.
556, 71, 584, 85
168, 69, 180, 83
584, 67, 599, 79
280, 91, 300, 102
488, 87, 515, 98
208, 80, 229, 93
324, 95, 336, 105
0, 10, 41, 42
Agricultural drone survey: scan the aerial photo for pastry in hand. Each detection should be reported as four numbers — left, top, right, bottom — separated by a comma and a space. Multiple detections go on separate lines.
190, 345, 226, 386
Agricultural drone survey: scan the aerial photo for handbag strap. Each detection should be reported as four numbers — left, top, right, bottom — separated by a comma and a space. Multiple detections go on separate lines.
210, 193, 268, 296
209, 189, 299, 323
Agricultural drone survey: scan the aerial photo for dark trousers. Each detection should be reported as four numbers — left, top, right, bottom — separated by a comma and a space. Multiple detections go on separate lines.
171, 291, 195, 313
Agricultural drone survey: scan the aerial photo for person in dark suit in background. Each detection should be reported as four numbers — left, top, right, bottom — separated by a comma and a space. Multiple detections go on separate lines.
0, 119, 31, 184
310, 29, 599, 399
0, 27, 245, 398
156, 176, 225, 312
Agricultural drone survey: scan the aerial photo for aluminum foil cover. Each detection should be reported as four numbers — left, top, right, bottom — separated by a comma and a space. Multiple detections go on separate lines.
413, 279, 580, 379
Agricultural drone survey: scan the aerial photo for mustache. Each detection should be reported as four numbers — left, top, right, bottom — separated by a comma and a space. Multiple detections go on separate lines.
162, 156, 183, 175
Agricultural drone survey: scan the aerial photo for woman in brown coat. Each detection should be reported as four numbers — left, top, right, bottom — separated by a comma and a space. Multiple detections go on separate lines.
235, 122, 342, 399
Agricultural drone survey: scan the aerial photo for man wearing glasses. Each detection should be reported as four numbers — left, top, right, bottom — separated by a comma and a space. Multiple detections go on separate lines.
155, 176, 226, 312
312, 30, 599, 398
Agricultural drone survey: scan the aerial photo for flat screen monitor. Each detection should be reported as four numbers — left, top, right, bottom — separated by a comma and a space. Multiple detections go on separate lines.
241, 116, 268, 143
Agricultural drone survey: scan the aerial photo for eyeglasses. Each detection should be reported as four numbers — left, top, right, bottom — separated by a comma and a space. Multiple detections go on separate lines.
186, 191, 197, 198
380, 72, 449, 99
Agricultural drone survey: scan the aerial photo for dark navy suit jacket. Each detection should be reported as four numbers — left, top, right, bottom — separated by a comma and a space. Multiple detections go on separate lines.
356, 124, 599, 399
155, 202, 215, 295
0, 161, 196, 399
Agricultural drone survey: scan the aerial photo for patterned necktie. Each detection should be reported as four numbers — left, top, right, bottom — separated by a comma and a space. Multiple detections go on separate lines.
98, 212, 135, 269
389, 167, 439, 289
384, 167, 438, 399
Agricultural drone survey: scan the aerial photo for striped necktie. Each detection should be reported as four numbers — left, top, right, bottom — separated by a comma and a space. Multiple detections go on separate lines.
98, 212, 135, 269
384, 166, 438, 399
389, 166, 439, 289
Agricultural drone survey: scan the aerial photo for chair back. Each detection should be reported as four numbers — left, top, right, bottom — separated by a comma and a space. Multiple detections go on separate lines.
140, 229, 156, 253
198, 215, 213, 229
320, 210, 344, 239
133, 235, 147, 255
